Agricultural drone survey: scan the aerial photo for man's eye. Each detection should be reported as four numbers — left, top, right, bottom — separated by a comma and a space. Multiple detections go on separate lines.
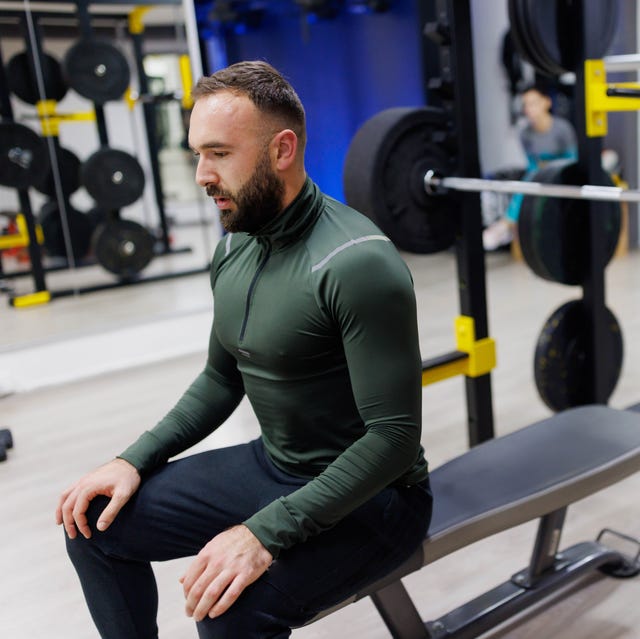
214, 152, 228, 158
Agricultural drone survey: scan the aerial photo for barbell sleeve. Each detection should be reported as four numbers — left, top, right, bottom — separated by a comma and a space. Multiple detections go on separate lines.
604, 53, 640, 72
424, 171, 640, 204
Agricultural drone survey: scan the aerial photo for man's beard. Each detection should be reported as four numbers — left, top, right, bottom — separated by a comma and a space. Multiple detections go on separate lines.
206, 151, 285, 234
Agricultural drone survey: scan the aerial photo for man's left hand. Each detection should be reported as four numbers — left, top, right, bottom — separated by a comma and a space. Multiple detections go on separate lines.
180, 524, 273, 621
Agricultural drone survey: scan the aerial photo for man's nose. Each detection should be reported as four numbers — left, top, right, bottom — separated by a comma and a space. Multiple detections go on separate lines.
195, 159, 219, 188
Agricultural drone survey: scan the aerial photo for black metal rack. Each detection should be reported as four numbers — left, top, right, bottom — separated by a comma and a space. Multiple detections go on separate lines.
0, 0, 211, 306
421, 0, 496, 446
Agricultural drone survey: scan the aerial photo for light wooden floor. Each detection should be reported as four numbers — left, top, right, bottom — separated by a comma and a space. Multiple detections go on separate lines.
2, 245, 640, 638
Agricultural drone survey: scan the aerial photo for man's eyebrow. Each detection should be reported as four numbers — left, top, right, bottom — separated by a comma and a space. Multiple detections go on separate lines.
203, 141, 230, 148
189, 141, 231, 153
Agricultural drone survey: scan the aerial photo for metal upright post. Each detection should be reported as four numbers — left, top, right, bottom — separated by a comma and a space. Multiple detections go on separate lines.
1, 15, 48, 295
441, 0, 495, 444
76, 0, 110, 146
129, 10, 172, 253
573, 1, 612, 404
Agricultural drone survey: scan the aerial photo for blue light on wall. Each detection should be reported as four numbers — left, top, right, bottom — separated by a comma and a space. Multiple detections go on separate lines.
198, 0, 425, 202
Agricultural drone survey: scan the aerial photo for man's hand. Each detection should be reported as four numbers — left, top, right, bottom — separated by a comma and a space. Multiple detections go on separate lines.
55, 458, 141, 539
180, 525, 273, 621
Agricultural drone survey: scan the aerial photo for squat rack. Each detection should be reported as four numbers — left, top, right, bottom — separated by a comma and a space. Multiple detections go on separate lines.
0, 0, 212, 307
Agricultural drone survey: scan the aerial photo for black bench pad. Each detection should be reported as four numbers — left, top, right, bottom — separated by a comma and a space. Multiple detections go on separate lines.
331, 405, 640, 610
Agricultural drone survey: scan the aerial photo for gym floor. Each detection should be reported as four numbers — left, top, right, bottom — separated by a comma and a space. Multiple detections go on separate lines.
2, 221, 640, 637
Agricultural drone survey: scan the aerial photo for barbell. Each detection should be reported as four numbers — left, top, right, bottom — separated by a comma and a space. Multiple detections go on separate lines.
423, 171, 640, 203
343, 106, 623, 284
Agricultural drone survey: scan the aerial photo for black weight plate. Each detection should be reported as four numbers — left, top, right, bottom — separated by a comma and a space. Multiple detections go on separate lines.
86, 206, 108, 230
507, 0, 554, 77
93, 219, 155, 279
517, 161, 568, 280
39, 200, 94, 260
517, 160, 621, 285
0, 122, 50, 189
81, 148, 145, 208
34, 147, 81, 198
522, 0, 567, 77
63, 40, 130, 103
343, 107, 458, 254
534, 300, 623, 412
524, 0, 619, 76
6, 51, 67, 104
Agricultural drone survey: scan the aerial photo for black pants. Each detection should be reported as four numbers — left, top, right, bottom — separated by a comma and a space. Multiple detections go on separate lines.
66, 438, 432, 638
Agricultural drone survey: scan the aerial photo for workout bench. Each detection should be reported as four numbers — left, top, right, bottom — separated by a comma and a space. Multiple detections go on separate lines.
304, 405, 640, 638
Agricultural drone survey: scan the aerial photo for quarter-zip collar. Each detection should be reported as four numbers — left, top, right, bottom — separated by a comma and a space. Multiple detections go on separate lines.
250, 177, 324, 251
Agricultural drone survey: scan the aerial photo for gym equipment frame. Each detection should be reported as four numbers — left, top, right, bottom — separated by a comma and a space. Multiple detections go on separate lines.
345, 0, 633, 429
0, 0, 211, 306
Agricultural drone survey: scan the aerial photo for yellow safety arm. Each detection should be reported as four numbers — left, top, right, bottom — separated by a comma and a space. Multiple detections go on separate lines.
585, 59, 640, 137
129, 6, 151, 34
35, 100, 95, 136
179, 54, 194, 110
0, 214, 44, 251
422, 316, 497, 386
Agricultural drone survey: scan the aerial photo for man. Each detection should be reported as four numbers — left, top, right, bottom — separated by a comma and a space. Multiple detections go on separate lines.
57, 60, 432, 638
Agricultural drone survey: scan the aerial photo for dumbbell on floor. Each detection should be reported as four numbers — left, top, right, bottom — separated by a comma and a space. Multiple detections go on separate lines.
0, 428, 14, 462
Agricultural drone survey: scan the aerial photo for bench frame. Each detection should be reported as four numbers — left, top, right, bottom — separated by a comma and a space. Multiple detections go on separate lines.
304, 405, 640, 638
372, 515, 638, 639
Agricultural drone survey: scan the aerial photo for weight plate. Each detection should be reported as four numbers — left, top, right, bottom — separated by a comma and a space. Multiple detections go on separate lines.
518, 162, 567, 280
0, 122, 50, 190
39, 200, 95, 260
34, 147, 81, 198
507, 0, 554, 77
343, 107, 458, 254
6, 51, 68, 104
63, 40, 130, 103
509, 0, 619, 76
522, 0, 567, 77
93, 219, 155, 279
81, 148, 145, 209
534, 300, 623, 412
518, 160, 621, 285
86, 206, 108, 230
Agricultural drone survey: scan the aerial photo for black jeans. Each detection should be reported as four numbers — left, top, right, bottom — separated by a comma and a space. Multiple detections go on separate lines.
66, 438, 432, 638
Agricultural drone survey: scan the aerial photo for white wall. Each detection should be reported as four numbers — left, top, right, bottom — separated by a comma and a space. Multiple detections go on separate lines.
470, 0, 526, 175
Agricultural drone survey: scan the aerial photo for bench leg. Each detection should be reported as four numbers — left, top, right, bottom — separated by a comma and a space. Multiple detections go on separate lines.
370, 580, 430, 639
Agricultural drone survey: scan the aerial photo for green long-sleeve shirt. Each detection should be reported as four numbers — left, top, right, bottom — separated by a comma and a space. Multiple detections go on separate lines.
120, 177, 429, 557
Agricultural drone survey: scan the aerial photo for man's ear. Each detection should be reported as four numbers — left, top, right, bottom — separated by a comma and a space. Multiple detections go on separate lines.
273, 129, 298, 171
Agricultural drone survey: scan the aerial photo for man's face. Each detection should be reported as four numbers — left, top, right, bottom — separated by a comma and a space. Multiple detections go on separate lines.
189, 91, 285, 233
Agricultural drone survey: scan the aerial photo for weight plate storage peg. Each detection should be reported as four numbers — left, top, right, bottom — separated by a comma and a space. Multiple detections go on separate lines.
534, 300, 623, 412
0, 122, 51, 190
92, 219, 156, 279
6, 51, 68, 105
81, 148, 146, 209
343, 107, 458, 254
63, 40, 131, 104
518, 160, 621, 285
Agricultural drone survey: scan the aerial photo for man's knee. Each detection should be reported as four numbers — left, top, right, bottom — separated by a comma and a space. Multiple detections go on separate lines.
64, 496, 114, 561
195, 577, 307, 639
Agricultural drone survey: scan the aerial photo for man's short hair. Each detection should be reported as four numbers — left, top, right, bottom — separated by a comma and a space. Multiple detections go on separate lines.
192, 60, 306, 147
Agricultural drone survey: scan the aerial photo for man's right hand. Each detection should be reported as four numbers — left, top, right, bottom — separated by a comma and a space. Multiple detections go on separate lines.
55, 457, 141, 540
